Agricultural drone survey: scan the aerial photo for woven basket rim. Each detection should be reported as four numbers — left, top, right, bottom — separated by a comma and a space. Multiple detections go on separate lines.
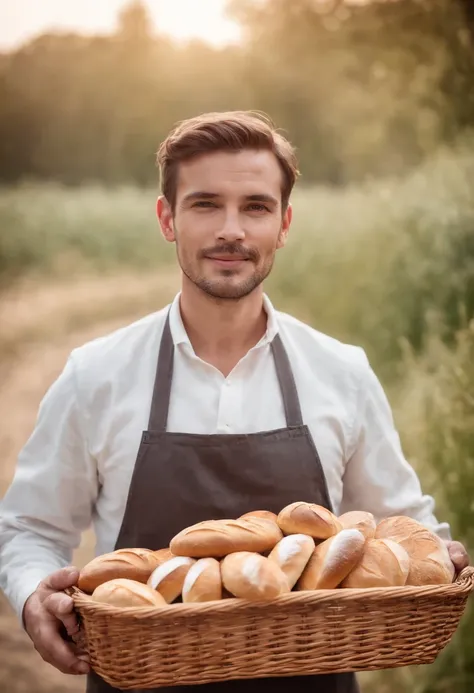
68, 565, 474, 620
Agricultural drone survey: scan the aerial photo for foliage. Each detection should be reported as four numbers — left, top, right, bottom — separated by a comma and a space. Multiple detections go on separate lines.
0, 0, 473, 186
362, 321, 474, 693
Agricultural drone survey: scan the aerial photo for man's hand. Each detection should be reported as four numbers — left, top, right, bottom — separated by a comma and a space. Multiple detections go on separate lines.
23, 566, 90, 676
445, 540, 470, 574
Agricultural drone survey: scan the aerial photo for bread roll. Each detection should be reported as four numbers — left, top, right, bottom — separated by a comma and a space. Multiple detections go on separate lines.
375, 516, 455, 585
338, 511, 376, 539
182, 558, 222, 603
153, 548, 175, 564
297, 529, 366, 590
92, 578, 167, 608
78, 548, 163, 593
221, 552, 289, 601
341, 538, 410, 588
170, 517, 283, 558
240, 510, 278, 523
147, 556, 196, 603
277, 502, 342, 539
268, 534, 315, 589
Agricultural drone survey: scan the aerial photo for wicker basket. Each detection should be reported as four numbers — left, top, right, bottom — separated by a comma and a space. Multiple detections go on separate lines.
68, 566, 474, 690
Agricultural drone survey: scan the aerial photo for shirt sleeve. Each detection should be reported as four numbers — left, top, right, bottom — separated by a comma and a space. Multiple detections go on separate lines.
339, 352, 451, 541
0, 352, 98, 623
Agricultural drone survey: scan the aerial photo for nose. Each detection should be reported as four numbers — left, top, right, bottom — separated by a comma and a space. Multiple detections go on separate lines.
217, 209, 245, 242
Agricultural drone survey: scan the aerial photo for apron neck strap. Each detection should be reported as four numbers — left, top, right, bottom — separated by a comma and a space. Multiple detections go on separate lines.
270, 333, 304, 427
148, 310, 304, 431
147, 312, 174, 431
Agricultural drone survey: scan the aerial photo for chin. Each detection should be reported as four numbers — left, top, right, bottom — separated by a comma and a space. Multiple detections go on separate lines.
197, 277, 261, 300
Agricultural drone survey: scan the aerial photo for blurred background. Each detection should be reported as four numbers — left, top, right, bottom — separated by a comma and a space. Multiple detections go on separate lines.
0, 0, 473, 691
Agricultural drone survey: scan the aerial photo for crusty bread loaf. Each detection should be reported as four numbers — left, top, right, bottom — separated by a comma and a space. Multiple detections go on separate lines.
338, 511, 376, 539
169, 517, 283, 558
152, 548, 175, 565
240, 510, 279, 523
297, 529, 366, 590
268, 534, 315, 589
277, 502, 342, 539
92, 578, 167, 607
147, 556, 196, 603
221, 552, 289, 601
182, 558, 222, 603
341, 538, 410, 588
375, 516, 455, 585
78, 548, 164, 593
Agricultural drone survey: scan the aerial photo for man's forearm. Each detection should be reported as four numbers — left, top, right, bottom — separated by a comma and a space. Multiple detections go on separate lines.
0, 529, 72, 624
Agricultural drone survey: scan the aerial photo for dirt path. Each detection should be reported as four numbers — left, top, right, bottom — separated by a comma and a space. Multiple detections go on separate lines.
0, 271, 179, 693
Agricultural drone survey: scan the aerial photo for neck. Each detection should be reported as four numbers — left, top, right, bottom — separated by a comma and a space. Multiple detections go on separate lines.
179, 278, 268, 376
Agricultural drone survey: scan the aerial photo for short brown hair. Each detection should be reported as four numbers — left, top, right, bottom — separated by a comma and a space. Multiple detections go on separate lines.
156, 111, 299, 210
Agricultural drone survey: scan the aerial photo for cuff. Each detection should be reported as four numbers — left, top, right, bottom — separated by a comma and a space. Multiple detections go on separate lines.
11, 570, 52, 630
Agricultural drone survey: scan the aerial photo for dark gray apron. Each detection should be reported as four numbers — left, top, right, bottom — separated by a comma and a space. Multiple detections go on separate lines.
86, 312, 359, 693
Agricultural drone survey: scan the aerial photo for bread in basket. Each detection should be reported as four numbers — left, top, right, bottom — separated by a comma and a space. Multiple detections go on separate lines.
67, 504, 474, 690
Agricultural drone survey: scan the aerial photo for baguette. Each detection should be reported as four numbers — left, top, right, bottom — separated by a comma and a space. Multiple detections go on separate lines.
239, 510, 279, 523
277, 502, 342, 539
375, 516, 455, 585
78, 548, 164, 593
338, 511, 376, 539
340, 538, 410, 588
221, 552, 289, 601
182, 558, 222, 603
170, 517, 283, 558
297, 529, 366, 590
147, 556, 196, 603
268, 534, 315, 589
92, 578, 167, 608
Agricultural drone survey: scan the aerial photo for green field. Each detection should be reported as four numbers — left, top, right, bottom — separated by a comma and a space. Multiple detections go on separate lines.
1, 140, 474, 691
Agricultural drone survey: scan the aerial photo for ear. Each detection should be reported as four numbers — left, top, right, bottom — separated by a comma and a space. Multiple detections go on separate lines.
156, 196, 175, 242
277, 202, 292, 249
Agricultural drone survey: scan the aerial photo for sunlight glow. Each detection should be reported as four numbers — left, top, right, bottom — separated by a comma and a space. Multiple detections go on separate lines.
0, 0, 242, 50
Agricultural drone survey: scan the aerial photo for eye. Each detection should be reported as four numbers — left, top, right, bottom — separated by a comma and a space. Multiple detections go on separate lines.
246, 203, 270, 212
193, 200, 217, 208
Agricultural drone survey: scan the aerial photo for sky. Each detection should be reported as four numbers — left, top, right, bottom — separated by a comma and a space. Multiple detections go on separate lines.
0, 0, 242, 51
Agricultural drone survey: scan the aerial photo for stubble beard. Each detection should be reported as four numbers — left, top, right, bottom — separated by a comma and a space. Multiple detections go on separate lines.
175, 236, 276, 301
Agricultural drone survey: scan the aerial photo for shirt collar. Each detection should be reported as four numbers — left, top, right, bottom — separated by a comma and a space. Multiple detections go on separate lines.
168, 292, 279, 349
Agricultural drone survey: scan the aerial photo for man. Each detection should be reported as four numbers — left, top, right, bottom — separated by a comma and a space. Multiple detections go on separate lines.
0, 111, 469, 693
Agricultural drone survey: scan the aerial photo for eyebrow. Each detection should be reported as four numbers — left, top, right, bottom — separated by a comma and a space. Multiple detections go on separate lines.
181, 191, 279, 206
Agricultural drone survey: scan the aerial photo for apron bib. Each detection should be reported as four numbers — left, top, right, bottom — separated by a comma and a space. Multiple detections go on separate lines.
86, 313, 359, 693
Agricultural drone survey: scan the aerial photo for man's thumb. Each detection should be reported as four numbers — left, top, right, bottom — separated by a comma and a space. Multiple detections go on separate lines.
44, 566, 80, 591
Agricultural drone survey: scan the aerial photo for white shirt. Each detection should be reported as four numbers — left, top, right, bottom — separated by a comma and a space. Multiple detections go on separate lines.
0, 292, 450, 621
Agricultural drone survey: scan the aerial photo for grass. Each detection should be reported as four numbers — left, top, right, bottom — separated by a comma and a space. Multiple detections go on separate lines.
2, 135, 474, 377
1, 135, 474, 692
0, 182, 175, 284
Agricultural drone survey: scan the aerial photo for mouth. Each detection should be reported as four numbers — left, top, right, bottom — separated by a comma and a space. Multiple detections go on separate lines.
205, 255, 249, 267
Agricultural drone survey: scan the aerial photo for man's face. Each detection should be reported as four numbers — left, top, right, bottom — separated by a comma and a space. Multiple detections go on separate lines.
157, 149, 292, 300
